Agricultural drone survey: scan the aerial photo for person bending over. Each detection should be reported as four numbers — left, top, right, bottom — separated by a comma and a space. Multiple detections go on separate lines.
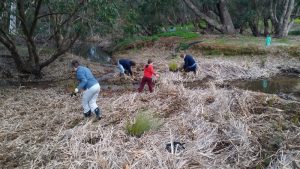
117, 59, 136, 76
72, 60, 102, 120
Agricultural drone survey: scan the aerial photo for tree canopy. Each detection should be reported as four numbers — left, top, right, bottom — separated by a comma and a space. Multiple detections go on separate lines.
0, 0, 300, 77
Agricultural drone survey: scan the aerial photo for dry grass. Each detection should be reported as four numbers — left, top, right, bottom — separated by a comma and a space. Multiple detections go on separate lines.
1, 48, 300, 169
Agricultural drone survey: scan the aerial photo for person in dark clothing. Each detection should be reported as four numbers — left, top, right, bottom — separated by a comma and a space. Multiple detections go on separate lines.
117, 59, 136, 76
180, 54, 197, 74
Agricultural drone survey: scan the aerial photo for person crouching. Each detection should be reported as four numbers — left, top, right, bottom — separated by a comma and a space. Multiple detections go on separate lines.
180, 53, 197, 74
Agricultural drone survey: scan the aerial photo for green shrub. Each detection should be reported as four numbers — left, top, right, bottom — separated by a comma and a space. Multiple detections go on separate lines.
169, 61, 178, 72
115, 35, 159, 50
125, 111, 161, 137
292, 115, 299, 125
157, 31, 198, 40
289, 30, 300, 35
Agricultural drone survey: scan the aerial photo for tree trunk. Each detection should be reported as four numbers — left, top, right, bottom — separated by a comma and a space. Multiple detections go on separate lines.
9, 2, 16, 34
270, 0, 295, 38
183, 0, 235, 34
263, 18, 270, 35
217, 0, 235, 34
249, 20, 260, 36
1, 0, 10, 33
0, 0, 81, 78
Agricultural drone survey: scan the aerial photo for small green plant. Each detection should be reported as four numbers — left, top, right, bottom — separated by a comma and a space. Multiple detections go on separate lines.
260, 56, 267, 68
291, 115, 300, 125
266, 97, 275, 107
169, 61, 178, 72
126, 111, 161, 137
256, 157, 272, 169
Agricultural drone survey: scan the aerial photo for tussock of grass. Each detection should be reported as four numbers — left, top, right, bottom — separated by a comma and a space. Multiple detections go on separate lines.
126, 111, 161, 137
168, 61, 179, 72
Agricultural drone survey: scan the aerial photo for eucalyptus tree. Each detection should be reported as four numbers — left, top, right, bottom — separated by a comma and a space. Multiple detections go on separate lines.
270, 0, 300, 37
183, 0, 235, 34
120, 0, 182, 35
229, 0, 269, 36
0, 0, 119, 78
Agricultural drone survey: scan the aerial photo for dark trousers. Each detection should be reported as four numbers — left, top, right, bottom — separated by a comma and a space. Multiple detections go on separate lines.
184, 65, 197, 74
138, 77, 153, 93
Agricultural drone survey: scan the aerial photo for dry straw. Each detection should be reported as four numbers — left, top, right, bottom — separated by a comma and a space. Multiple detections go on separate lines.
1, 51, 300, 168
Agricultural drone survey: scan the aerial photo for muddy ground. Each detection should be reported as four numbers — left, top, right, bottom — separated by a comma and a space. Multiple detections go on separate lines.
0, 43, 300, 168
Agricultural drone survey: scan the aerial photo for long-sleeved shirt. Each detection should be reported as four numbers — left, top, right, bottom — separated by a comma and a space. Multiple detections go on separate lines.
184, 55, 196, 69
265, 36, 272, 47
119, 59, 134, 76
143, 64, 156, 78
76, 66, 98, 90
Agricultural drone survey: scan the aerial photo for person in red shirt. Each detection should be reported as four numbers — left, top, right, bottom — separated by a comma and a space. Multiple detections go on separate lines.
138, 59, 159, 93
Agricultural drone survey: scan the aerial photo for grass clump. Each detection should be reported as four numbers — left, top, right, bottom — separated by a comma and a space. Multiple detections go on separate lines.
126, 111, 161, 137
169, 61, 179, 72
291, 115, 299, 125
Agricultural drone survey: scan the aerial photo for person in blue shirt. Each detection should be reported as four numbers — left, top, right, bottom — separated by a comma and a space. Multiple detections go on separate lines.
72, 60, 102, 120
180, 54, 197, 74
117, 59, 136, 76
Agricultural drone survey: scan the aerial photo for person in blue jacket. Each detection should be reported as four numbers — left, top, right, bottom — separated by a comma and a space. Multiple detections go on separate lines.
72, 60, 102, 120
180, 53, 197, 74
117, 59, 136, 76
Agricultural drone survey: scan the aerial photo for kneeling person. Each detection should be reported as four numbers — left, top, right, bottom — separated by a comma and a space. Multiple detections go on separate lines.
180, 53, 197, 74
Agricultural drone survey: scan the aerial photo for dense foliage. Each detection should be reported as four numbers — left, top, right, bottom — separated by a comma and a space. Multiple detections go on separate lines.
0, 0, 299, 77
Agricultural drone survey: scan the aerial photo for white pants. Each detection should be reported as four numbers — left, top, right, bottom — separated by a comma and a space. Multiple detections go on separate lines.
118, 61, 125, 74
82, 83, 100, 113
